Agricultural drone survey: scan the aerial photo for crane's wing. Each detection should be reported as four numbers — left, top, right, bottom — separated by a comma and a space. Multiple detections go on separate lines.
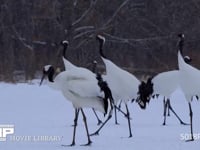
67, 78, 103, 98
55, 68, 104, 98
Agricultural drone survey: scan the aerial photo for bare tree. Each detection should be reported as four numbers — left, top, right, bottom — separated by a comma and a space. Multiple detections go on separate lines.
1, 0, 200, 82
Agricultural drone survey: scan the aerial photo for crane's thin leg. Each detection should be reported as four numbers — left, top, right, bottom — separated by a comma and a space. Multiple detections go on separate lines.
90, 110, 112, 136
118, 100, 122, 110
167, 100, 170, 116
167, 99, 188, 125
70, 108, 79, 146
114, 105, 130, 119
92, 108, 102, 125
80, 109, 92, 146
163, 98, 166, 116
186, 102, 194, 142
162, 98, 167, 125
125, 104, 132, 137
114, 106, 119, 125
71, 109, 79, 126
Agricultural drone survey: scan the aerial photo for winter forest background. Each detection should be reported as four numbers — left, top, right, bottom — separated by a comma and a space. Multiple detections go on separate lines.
1, 0, 200, 82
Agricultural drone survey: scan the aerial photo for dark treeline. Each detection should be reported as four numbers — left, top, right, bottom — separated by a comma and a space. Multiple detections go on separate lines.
1, 0, 200, 82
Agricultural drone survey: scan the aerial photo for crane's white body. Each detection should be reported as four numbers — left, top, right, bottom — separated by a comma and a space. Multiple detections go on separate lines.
178, 51, 200, 101
62, 54, 95, 75
152, 70, 180, 99
62, 57, 76, 70
46, 69, 105, 113
102, 57, 140, 104
61, 49, 105, 110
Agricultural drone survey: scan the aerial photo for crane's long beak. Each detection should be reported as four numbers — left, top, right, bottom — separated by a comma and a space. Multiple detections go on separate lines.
40, 74, 46, 86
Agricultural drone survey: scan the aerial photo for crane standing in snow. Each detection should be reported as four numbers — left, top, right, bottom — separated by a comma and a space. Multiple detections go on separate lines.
177, 33, 200, 141
136, 35, 194, 126
91, 35, 143, 138
60, 41, 103, 125
40, 64, 113, 146
137, 70, 188, 125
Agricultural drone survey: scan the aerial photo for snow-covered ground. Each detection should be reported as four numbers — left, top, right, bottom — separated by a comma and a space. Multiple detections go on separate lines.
0, 81, 200, 150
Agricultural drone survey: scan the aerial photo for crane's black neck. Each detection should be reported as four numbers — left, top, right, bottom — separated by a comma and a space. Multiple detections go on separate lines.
99, 41, 107, 59
178, 36, 184, 55
92, 63, 97, 73
62, 44, 68, 60
177, 35, 192, 64
47, 67, 55, 83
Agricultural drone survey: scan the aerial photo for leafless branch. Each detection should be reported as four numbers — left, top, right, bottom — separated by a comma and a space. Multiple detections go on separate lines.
148, 50, 170, 70
74, 26, 95, 32
73, 29, 95, 40
32, 41, 47, 45
12, 27, 34, 51
103, 32, 170, 69
72, 0, 98, 26
103, 32, 173, 43
73, 25, 112, 40
140, 18, 164, 34
10, 28, 55, 48
73, 38, 92, 50
102, 0, 130, 28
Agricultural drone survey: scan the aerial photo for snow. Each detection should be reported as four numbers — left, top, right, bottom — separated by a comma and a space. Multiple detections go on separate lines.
0, 82, 200, 150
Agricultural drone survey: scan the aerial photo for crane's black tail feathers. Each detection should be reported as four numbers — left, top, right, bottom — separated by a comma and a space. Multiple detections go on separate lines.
96, 73, 114, 115
137, 77, 154, 109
